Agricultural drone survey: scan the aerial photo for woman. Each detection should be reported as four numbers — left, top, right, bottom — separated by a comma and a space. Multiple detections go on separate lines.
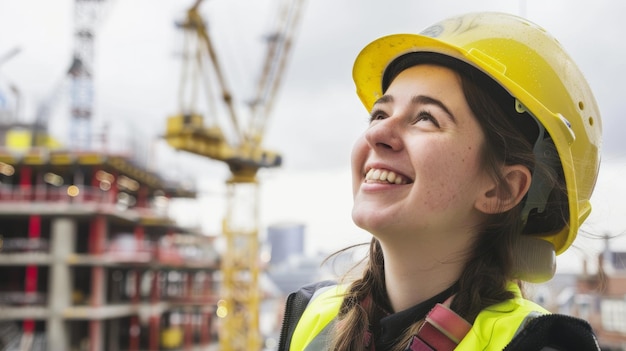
278, 12, 602, 351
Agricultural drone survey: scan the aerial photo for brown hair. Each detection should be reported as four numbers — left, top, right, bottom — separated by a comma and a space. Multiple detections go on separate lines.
329, 59, 543, 351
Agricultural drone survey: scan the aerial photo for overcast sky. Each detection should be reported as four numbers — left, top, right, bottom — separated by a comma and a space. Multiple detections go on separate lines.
1, 0, 625, 273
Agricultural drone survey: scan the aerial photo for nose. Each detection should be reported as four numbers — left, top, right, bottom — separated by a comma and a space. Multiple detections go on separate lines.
364, 117, 403, 151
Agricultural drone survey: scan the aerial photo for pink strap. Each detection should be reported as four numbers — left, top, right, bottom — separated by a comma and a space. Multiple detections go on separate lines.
364, 330, 374, 350
363, 295, 472, 351
408, 335, 435, 351
412, 299, 472, 351
415, 321, 458, 350
425, 303, 472, 343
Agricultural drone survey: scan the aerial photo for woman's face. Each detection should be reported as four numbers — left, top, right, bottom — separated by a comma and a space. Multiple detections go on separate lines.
351, 64, 493, 240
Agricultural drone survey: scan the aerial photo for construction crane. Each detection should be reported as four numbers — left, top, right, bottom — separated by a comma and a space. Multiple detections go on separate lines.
71, 0, 110, 150
0, 47, 21, 124
164, 0, 306, 350
30, 58, 83, 148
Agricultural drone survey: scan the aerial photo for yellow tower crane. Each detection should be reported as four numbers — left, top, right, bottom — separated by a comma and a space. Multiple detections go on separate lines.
164, 1, 306, 350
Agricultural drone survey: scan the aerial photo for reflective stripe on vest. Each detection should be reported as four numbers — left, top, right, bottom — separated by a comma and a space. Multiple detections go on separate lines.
290, 282, 549, 351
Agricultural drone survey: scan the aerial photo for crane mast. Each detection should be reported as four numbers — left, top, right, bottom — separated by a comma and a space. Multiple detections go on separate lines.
164, 1, 306, 349
71, 0, 107, 150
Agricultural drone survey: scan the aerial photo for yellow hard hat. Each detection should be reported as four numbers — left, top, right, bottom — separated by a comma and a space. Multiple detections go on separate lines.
353, 12, 602, 256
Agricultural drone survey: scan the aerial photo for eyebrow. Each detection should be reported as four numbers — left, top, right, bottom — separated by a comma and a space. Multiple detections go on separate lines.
373, 94, 457, 124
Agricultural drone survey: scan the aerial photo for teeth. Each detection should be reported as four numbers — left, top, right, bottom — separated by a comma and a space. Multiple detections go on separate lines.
365, 168, 408, 184
380, 170, 388, 181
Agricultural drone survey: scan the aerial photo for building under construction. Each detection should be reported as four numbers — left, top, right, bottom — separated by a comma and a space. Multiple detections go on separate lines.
0, 143, 220, 351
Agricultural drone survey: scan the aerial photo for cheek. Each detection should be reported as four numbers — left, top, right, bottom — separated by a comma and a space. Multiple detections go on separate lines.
350, 136, 368, 194
417, 145, 483, 209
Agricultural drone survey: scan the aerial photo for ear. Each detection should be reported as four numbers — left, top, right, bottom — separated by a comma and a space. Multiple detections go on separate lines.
476, 165, 532, 214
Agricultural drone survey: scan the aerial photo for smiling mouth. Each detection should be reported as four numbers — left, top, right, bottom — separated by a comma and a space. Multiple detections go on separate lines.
365, 168, 411, 185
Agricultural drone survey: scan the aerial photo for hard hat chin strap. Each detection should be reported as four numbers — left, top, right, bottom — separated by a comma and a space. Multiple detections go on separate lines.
516, 100, 566, 236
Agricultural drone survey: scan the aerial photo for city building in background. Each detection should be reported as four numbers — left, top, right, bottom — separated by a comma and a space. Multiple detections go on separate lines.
266, 223, 305, 266
528, 237, 626, 350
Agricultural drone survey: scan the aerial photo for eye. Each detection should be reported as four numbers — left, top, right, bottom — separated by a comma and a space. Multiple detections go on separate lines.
413, 110, 440, 128
369, 108, 388, 123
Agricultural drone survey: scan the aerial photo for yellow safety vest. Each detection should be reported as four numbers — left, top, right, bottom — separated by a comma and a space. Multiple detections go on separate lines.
290, 282, 548, 351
